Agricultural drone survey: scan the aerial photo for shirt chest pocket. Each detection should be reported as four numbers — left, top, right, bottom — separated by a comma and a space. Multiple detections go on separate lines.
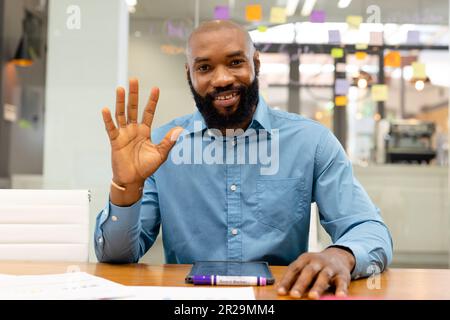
256, 177, 307, 231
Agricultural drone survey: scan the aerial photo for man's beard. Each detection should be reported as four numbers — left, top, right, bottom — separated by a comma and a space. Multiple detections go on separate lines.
187, 74, 259, 131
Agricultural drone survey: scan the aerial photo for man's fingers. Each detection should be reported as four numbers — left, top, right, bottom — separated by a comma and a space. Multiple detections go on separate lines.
277, 257, 308, 296
289, 263, 322, 298
157, 126, 184, 160
102, 107, 119, 141
307, 268, 334, 300
115, 87, 126, 128
142, 87, 159, 129
127, 78, 139, 124
334, 274, 350, 297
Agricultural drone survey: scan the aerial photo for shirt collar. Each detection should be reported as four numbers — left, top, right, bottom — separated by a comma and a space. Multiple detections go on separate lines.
182, 95, 272, 136
249, 96, 272, 133
182, 108, 207, 136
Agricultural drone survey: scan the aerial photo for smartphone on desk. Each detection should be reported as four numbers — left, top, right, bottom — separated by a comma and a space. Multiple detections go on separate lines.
185, 261, 275, 285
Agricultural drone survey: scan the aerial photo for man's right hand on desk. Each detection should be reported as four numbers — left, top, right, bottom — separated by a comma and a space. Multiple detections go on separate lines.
101, 78, 183, 207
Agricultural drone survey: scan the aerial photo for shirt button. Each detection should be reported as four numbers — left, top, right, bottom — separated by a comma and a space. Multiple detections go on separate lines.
230, 184, 237, 192
111, 215, 118, 222
231, 229, 238, 236
232, 140, 237, 146
98, 237, 103, 244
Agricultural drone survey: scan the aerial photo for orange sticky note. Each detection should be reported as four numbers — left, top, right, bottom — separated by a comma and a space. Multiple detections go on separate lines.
355, 51, 367, 60
246, 4, 262, 22
371, 84, 389, 102
384, 51, 401, 67
412, 62, 426, 79
270, 7, 286, 24
335, 96, 348, 106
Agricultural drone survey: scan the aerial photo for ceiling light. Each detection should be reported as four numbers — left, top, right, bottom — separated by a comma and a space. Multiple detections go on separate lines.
357, 78, 368, 89
286, 0, 300, 16
414, 80, 425, 91
315, 111, 323, 120
126, 0, 137, 13
11, 18, 33, 67
300, 0, 316, 17
338, 0, 352, 9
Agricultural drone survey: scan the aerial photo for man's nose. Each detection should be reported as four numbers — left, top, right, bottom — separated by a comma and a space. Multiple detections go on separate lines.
211, 65, 234, 88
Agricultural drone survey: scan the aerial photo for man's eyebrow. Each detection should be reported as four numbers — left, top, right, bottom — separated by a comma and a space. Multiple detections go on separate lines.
194, 57, 210, 64
193, 51, 246, 64
226, 51, 246, 58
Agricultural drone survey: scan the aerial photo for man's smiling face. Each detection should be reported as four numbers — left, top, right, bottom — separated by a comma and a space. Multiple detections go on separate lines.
186, 21, 260, 131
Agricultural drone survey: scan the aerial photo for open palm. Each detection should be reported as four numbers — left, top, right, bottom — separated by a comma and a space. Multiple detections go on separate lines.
101, 79, 183, 187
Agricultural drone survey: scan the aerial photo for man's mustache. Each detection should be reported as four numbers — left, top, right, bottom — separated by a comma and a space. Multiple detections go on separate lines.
206, 85, 245, 100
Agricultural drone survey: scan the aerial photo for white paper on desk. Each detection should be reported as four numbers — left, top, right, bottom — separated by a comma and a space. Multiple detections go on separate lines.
122, 286, 255, 300
0, 272, 132, 300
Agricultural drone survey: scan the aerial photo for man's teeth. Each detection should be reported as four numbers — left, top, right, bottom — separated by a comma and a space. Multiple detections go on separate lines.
215, 92, 238, 100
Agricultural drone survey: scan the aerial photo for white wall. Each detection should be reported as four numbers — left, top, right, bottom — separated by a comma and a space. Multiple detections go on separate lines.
44, 0, 128, 261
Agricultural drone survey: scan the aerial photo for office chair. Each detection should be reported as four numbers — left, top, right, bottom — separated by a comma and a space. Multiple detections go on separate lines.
0, 189, 90, 262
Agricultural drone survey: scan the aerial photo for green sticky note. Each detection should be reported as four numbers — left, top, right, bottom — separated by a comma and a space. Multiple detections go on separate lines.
18, 119, 32, 129
257, 25, 268, 32
331, 48, 344, 59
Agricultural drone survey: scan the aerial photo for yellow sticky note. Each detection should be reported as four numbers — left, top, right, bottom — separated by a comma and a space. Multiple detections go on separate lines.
269, 7, 286, 24
347, 16, 363, 29
335, 96, 348, 106
331, 48, 344, 59
257, 25, 267, 32
412, 62, 426, 79
355, 51, 367, 60
371, 84, 389, 102
384, 51, 401, 68
355, 43, 368, 50
246, 4, 262, 22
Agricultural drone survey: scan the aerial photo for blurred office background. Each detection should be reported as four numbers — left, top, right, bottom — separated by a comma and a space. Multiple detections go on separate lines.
0, 0, 449, 268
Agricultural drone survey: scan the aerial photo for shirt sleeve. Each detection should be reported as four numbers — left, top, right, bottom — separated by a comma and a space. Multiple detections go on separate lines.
312, 129, 393, 279
94, 175, 161, 263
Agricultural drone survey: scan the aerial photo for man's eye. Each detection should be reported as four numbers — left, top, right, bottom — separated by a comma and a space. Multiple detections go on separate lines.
231, 59, 244, 66
197, 65, 210, 72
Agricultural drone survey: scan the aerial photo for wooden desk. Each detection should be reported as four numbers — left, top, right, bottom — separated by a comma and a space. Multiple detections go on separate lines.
1, 261, 450, 300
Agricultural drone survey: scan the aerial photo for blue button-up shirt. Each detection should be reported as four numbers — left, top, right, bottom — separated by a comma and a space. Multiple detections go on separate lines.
94, 97, 392, 279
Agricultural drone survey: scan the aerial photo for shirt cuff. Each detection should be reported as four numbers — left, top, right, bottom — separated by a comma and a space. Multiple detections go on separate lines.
331, 242, 368, 280
108, 199, 142, 226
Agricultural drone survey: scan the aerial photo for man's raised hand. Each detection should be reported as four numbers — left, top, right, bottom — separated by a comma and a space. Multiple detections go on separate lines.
101, 78, 183, 206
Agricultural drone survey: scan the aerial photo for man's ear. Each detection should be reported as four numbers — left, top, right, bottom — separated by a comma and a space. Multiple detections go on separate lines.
185, 63, 190, 80
253, 51, 261, 76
